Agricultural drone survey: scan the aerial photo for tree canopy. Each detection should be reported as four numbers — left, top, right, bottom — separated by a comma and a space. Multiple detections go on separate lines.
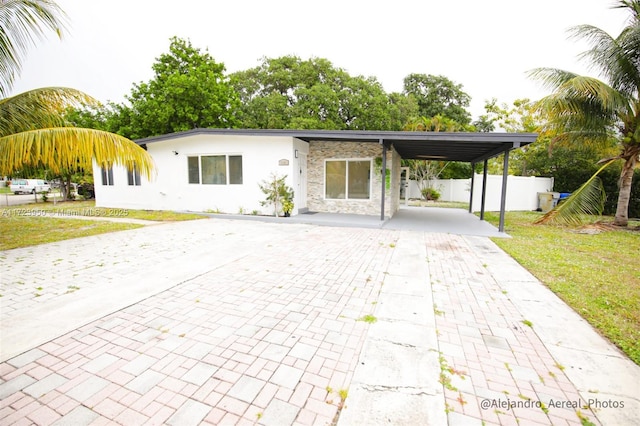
230, 56, 414, 130
114, 37, 240, 139
402, 74, 472, 125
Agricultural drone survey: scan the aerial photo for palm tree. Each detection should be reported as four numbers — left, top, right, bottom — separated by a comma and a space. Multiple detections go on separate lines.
0, 0, 154, 199
529, 0, 640, 226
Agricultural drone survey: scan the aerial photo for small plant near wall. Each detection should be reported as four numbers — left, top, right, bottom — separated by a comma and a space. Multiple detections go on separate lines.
282, 199, 294, 217
258, 173, 294, 217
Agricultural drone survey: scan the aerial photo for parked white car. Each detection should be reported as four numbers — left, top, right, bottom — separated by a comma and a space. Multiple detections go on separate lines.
9, 179, 51, 194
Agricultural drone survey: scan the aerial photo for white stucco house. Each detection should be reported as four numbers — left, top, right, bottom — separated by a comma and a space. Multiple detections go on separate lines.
93, 129, 537, 229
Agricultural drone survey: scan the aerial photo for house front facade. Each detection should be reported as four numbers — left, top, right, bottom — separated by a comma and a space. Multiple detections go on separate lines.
93, 129, 401, 218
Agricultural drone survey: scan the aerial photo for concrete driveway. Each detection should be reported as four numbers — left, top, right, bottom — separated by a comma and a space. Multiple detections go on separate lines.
0, 217, 638, 425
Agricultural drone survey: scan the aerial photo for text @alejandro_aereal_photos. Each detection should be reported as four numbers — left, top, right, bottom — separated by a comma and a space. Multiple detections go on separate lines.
480, 398, 625, 410
1, 208, 129, 218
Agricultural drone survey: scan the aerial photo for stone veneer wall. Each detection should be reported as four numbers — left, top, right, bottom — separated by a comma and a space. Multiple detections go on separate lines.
307, 141, 399, 217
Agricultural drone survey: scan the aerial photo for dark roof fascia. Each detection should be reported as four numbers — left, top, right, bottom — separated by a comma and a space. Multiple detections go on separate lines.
135, 128, 272, 145
136, 128, 537, 145
134, 128, 538, 162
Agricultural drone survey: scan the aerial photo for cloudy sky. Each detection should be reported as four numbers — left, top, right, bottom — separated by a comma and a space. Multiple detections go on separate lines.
9, 0, 631, 121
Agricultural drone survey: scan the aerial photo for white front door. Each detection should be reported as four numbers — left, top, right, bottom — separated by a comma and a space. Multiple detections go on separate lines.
296, 153, 307, 212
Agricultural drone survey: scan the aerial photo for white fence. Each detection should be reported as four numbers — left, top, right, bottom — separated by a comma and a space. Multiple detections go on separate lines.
407, 175, 555, 212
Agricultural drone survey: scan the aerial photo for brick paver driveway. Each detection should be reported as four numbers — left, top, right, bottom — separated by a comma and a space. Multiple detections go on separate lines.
1, 219, 398, 425
1, 217, 637, 425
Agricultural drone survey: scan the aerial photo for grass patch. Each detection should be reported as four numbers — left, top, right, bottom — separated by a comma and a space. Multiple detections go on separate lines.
121, 208, 205, 221
0, 216, 143, 250
357, 314, 378, 324
409, 199, 469, 209
483, 211, 640, 365
1, 200, 205, 221
0, 200, 205, 250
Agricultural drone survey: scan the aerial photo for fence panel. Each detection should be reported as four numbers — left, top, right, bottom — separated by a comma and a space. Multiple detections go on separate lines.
408, 175, 554, 211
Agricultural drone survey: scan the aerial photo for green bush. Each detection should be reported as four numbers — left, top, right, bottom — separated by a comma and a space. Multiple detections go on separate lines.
421, 187, 441, 201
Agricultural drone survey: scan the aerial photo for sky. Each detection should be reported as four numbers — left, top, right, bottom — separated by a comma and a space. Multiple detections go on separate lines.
9, 0, 632, 122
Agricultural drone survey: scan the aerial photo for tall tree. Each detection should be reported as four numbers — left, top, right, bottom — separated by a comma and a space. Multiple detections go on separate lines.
0, 1, 154, 200
230, 56, 407, 130
402, 74, 472, 125
116, 37, 240, 139
530, 0, 640, 226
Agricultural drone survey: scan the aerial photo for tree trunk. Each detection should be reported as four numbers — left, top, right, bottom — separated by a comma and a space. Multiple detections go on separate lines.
61, 175, 72, 201
60, 179, 68, 201
614, 153, 637, 226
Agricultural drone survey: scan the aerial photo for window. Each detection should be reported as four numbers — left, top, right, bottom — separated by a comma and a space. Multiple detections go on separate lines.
127, 165, 141, 186
325, 160, 371, 200
229, 155, 243, 184
188, 156, 200, 184
101, 166, 114, 186
202, 155, 226, 184
188, 155, 243, 185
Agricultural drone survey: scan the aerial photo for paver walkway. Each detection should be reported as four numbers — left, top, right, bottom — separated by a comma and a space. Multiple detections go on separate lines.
1, 217, 638, 425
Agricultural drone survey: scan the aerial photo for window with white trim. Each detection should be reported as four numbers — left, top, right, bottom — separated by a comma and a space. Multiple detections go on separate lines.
325, 159, 371, 199
187, 155, 243, 185
101, 165, 114, 186
127, 165, 141, 186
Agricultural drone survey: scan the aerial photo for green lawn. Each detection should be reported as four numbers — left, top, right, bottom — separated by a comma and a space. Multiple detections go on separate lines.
0, 200, 205, 250
0, 216, 144, 250
484, 211, 640, 365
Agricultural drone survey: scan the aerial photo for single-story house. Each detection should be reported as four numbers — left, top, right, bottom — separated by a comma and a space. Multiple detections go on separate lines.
92, 129, 537, 231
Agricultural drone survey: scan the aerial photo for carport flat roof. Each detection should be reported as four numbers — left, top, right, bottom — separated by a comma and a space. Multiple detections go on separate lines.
137, 128, 538, 163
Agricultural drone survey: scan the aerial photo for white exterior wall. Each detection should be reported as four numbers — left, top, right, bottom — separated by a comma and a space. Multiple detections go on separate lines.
407, 175, 554, 211
93, 134, 309, 216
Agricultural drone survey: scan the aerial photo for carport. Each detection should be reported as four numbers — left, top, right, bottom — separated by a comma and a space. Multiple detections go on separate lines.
290, 130, 538, 232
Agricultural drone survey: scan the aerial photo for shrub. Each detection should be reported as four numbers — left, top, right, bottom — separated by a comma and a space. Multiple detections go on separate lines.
421, 187, 441, 201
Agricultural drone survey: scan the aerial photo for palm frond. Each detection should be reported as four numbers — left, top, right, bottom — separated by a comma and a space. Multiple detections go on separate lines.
615, 23, 640, 97
527, 68, 579, 92
533, 74, 629, 142
0, 87, 99, 136
570, 23, 640, 97
0, 127, 155, 179
534, 160, 615, 226
614, 0, 640, 23
0, 0, 68, 96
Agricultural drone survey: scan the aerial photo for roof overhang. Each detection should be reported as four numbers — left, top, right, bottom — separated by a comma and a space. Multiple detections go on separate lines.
137, 128, 538, 163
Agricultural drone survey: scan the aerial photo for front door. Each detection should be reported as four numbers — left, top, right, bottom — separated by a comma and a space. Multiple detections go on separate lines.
296, 153, 307, 212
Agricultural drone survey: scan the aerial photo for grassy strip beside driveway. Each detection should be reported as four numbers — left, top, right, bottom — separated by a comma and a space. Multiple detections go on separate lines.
0, 200, 205, 250
0, 217, 144, 250
484, 211, 640, 365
